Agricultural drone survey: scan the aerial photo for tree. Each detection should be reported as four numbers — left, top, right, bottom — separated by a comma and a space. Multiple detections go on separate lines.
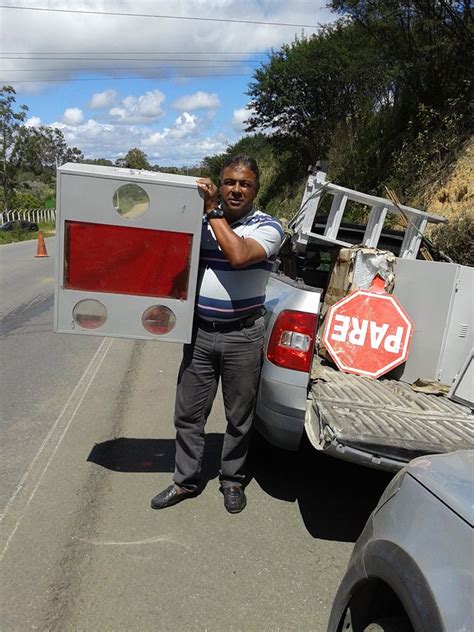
64, 145, 84, 165
123, 148, 150, 170
246, 2, 473, 196
327, 0, 473, 192
246, 23, 390, 172
0, 85, 28, 210
10, 125, 83, 178
329, 1, 472, 110
83, 158, 114, 166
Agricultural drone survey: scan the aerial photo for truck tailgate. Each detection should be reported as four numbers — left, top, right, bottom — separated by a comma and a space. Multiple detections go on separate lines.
307, 360, 474, 471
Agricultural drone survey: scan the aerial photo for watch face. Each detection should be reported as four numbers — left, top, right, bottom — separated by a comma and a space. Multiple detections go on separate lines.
208, 208, 224, 218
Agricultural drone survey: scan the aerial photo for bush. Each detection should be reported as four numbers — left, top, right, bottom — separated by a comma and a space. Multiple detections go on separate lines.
16, 178, 53, 206
11, 191, 42, 209
0, 228, 37, 244
429, 213, 473, 266
44, 195, 56, 208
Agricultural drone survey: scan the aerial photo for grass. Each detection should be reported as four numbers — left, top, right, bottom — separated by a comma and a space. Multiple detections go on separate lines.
0, 220, 55, 245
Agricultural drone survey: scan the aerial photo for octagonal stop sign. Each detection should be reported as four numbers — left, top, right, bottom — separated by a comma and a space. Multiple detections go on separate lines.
322, 288, 414, 378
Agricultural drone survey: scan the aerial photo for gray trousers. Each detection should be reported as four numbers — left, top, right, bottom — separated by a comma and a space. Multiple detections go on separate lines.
173, 317, 265, 491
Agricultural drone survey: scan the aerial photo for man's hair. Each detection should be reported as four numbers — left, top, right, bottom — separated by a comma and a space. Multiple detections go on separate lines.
219, 154, 260, 188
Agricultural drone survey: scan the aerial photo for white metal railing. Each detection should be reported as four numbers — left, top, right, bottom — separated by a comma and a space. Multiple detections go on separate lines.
0, 208, 56, 224
291, 171, 446, 260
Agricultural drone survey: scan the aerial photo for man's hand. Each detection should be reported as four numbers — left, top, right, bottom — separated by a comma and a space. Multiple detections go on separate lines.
196, 178, 219, 214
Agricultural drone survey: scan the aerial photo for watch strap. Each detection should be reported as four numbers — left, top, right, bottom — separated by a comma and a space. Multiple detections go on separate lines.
207, 208, 225, 219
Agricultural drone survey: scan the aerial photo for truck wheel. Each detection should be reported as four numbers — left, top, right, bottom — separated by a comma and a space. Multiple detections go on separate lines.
363, 617, 413, 632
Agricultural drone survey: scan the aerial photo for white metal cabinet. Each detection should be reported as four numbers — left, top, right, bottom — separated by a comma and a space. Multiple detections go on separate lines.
54, 163, 203, 343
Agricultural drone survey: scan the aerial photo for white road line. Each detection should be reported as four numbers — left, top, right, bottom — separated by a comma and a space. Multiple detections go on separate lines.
0, 337, 114, 562
74, 536, 189, 549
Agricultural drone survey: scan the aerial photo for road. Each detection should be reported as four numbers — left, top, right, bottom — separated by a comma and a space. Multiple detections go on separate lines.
0, 238, 102, 511
0, 238, 392, 631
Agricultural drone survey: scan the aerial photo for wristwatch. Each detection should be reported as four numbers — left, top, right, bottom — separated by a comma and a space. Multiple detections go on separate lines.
206, 208, 225, 219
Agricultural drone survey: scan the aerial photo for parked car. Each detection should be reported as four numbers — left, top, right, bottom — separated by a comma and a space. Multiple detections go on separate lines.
328, 450, 474, 632
0, 220, 39, 232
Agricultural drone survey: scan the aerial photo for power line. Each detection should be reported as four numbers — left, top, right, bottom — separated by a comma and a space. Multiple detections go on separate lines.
3, 73, 251, 83
0, 4, 320, 28
0, 56, 263, 62
0, 51, 265, 55
1, 65, 258, 72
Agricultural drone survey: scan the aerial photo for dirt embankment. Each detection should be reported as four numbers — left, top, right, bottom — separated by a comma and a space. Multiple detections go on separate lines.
424, 137, 473, 221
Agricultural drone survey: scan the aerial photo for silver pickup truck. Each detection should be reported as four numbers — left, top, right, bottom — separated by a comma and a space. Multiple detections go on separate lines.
255, 171, 473, 472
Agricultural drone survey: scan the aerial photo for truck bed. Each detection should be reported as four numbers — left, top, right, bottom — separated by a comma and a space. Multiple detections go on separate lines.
306, 359, 474, 471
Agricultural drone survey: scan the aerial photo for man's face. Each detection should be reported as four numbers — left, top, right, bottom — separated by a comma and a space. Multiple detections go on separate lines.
220, 165, 258, 219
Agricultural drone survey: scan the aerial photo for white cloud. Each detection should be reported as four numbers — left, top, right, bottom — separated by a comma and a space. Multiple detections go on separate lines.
0, 1, 335, 166
109, 90, 166, 124
89, 90, 117, 109
1, 1, 333, 91
62, 107, 84, 125
173, 112, 199, 137
232, 106, 255, 131
147, 134, 229, 164
25, 116, 42, 128
143, 112, 198, 145
141, 112, 228, 163
44, 112, 226, 166
50, 118, 141, 156
172, 92, 220, 111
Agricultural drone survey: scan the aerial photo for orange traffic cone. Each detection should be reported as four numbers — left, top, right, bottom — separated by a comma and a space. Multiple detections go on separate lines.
35, 231, 49, 258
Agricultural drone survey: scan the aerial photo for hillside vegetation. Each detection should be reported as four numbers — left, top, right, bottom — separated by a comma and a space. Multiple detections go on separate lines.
200, 1, 473, 264
2, 2, 472, 262
424, 138, 473, 265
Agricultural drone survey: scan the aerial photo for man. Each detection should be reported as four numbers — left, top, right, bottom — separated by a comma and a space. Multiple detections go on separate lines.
151, 155, 284, 513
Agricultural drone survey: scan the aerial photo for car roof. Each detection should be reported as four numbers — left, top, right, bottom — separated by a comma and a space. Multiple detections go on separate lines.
406, 450, 474, 526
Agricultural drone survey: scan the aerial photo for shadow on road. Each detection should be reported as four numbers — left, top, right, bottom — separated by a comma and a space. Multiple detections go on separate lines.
247, 432, 393, 543
87, 433, 224, 481
88, 431, 392, 543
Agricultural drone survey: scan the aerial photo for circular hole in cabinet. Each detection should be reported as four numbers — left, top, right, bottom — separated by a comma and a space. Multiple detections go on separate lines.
73, 299, 107, 329
142, 305, 176, 335
113, 183, 150, 219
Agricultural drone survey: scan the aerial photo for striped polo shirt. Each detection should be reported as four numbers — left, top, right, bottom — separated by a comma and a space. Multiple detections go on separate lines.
197, 207, 284, 322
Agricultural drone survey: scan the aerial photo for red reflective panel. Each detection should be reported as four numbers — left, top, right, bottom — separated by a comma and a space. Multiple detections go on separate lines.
64, 221, 193, 299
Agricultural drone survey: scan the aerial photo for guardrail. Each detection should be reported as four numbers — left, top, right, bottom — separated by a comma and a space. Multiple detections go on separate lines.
0, 208, 56, 224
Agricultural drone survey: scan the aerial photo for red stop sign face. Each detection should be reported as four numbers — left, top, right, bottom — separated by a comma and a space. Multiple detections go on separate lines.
322, 289, 414, 378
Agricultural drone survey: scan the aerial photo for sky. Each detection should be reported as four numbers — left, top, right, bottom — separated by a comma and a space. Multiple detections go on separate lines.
1, 1, 334, 166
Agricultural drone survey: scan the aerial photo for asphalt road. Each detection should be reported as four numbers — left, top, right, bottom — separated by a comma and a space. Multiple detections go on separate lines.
0, 238, 393, 631
0, 238, 103, 510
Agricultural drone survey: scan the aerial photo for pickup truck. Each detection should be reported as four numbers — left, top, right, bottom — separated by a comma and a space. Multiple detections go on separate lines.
255, 170, 473, 472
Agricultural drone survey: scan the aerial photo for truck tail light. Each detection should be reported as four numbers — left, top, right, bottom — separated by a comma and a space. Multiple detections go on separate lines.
267, 310, 318, 372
